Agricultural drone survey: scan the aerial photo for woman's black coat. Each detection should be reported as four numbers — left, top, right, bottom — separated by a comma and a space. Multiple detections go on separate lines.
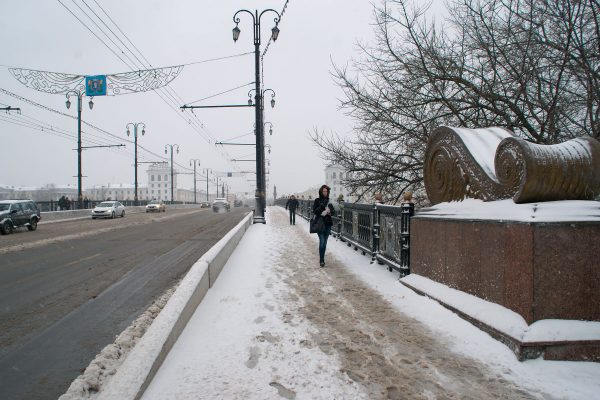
312, 196, 335, 227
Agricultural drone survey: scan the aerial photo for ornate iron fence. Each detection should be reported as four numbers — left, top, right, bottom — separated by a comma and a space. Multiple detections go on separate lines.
274, 198, 415, 276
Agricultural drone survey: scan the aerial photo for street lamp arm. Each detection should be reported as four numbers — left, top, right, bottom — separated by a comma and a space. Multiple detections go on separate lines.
258, 9, 281, 25
233, 9, 255, 26
263, 88, 275, 98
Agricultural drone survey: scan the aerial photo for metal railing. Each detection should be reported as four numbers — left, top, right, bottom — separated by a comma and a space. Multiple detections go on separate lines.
275, 198, 415, 276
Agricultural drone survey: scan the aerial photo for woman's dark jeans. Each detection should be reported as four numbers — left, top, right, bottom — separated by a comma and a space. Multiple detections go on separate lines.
317, 225, 332, 263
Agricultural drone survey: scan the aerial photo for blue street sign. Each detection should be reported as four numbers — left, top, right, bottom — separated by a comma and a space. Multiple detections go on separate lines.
85, 75, 107, 96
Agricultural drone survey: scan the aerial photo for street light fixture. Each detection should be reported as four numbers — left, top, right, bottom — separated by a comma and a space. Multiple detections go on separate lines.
164, 144, 180, 203
65, 89, 94, 209
126, 122, 146, 205
264, 121, 274, 136
233, 8, 281, 224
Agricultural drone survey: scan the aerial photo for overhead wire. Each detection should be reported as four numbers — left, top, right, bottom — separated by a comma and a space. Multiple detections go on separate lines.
84, 0, 253, 171
59, 0, 215, 157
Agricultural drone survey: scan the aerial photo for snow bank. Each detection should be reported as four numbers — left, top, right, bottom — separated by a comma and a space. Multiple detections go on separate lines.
58, 284, 178, 399
96, 212, 253, 400
417, 198, 600, 222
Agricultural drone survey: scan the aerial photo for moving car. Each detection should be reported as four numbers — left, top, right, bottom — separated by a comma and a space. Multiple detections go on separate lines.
0, 200, 41, 235
146, 200, 166, 213
212, 198, 230, 213
199, 201, 211, 208
92, 201, 125, 219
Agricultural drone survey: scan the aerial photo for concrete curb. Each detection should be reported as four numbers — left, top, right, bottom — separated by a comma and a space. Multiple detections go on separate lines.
97, 212, 253, 400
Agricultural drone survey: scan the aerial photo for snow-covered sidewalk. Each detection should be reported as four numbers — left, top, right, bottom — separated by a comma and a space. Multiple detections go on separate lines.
142, 206, 600, 400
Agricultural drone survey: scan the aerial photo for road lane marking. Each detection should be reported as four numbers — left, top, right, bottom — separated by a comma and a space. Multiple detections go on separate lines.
64, 253, 102, 267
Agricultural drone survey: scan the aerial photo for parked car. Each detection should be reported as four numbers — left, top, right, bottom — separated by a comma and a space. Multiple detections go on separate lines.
146, 200, 166, 213
212, 198, 230, 213
0, 200, 41, 235
91, 201, 125, 219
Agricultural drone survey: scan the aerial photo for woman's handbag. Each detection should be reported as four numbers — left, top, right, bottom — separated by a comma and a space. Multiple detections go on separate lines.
309, 214, 325, 234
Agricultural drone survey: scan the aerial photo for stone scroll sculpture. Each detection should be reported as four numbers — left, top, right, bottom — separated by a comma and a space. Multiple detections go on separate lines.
424, 126, 600, 204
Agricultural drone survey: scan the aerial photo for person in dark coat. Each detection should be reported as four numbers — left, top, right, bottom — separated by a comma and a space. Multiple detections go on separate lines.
58, 195, 66, 211
312, 184, 335, 267
285, 195, 299, 225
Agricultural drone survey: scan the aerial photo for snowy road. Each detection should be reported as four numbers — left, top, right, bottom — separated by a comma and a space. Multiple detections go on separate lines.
143, 207, 599, 400
0, 207, 248, 400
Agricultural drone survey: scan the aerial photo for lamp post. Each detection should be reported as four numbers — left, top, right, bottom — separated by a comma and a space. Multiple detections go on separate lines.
126, 122, 146, 205
215, 175, 220, 199
189, 158, 201, 204
203, 168, 211, 202
233, 8, 280, 224
164, 144, 179, 203
65, 89, 94, 209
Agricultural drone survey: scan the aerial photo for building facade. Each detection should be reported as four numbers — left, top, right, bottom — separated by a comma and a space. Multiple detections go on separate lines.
325, 164, 356, 203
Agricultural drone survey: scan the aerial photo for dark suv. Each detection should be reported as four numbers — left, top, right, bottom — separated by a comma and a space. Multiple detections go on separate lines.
0, 200, 41, 235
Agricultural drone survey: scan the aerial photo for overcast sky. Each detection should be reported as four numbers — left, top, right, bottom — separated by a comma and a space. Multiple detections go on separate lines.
0, 0, 445, 197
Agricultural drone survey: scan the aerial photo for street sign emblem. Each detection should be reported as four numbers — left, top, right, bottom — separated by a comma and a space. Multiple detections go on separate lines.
85, 75, 107, 96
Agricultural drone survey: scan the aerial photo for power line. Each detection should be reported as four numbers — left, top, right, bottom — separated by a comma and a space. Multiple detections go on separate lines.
75, 0, 243, 171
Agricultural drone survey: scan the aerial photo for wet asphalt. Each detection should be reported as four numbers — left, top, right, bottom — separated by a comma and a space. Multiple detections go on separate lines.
0, 207, 249, 400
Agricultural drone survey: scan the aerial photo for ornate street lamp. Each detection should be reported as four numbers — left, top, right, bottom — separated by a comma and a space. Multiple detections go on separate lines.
233, 8, 281, 224
164, 144, 180, 203
189, 158, 201, 204
126, 122, 146, 205
65, 89, 94, 209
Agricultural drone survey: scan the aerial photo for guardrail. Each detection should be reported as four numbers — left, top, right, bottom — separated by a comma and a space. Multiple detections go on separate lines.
275, 198, 415, 276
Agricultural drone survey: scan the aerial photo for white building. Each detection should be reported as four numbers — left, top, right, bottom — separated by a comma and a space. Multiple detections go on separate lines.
325, 164, 357, 203
146, 162, 176, 202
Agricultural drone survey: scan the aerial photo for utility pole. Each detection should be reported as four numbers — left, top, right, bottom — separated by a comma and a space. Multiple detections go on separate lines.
215, 175, 220, 199
126, 122, 146, 205
203, 168, 211, 202
164, 144, 179, 203
189, 159, 201, 204
232, 8, 280, 224
66, 90, 94, 209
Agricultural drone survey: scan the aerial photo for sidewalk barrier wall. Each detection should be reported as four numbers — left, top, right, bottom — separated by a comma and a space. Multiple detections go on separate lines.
97, 212, 253, 400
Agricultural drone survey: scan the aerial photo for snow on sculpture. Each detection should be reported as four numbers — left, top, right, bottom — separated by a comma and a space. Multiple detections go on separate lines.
424, 126, 517, 204
424, 126, 600, 204
496, 136, 600, 203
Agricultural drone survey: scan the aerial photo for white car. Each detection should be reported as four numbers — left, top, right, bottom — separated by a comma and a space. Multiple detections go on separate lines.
146, 200, 166, 213
92, 201, 125, 219
212, 198, 230, 213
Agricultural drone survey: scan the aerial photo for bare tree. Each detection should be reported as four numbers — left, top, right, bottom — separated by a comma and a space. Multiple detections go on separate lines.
312, 0, 600, 203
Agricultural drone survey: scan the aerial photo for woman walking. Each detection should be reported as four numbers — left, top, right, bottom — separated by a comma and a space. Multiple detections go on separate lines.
313, 185, 335, 267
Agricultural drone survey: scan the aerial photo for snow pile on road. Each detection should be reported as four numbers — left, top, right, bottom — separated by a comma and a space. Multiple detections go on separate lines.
58, 283, 178, 400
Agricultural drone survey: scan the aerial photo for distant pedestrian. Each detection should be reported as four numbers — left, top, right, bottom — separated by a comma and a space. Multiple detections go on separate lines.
285, 195, 299, 225
313, 185, 335, 267
83, 196, 89, 209
65, 197, 71, 210
58, 195, 66, 211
